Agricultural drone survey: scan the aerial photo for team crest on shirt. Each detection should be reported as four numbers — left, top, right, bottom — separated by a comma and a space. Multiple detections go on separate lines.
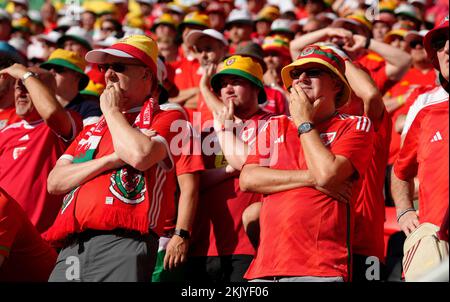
320, 132, 337, 146
109, 167, 146, 204
12, 147, 26, 160
61, 187, 79, 214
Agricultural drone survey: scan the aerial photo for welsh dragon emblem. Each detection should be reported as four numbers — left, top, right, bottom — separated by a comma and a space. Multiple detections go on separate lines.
109, 166, 147, 204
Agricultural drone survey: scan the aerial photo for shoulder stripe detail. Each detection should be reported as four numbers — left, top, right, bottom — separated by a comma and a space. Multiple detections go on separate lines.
160, 103, 188, 120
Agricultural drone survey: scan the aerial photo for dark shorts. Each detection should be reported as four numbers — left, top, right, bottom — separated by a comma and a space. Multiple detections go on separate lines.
48, 229, 159, 282
185, 254, 253, 282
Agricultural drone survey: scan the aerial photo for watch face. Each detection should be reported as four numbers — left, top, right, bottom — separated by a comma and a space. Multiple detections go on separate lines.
298, 122, 313, 135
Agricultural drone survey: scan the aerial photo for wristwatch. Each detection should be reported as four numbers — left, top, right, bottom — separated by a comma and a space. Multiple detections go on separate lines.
173, 228, 190, 239
22, 71, 38, 82
297, 122, 315, 136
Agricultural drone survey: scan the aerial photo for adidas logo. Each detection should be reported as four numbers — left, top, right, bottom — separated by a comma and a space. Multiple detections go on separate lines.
430, 131, 443, 142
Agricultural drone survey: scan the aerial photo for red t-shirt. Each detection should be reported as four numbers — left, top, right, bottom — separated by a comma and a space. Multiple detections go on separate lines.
189, 110, 273, 257
0, 189, 57, 282
0, 112, 82, 233
261, 86, 289, 116
159, 105, 205, 233
353, 110, 392, 262
56, 106, 185, 237
394, 90, 449, 227
356, 52, 395, 95
244, 114, 374, 280
0, 106, 21, 131
386, 68, 438, 164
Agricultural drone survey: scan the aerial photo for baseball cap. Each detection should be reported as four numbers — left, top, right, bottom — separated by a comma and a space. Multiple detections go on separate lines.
225, 9, 253, 29
404, 29, 429, 43
281, 44, 351, 108
269, 19, 294, 36
80, 80, 105, 97
57, 26, 93, 50
151, 13, 178, 32
395, 4, 423, 22
0, 41, 26, 65
332, 14, 373, 37
41, 48, 89, 90
85, 35, 159, 76
423, 16, 449, 71
255, 6, 280, 22
186, 29, 228, 48
37, 31, 62, 45
0, 9, 11, 22
384, 28, 409, 43
179, 11, 210, 31
211, 55, 267, 104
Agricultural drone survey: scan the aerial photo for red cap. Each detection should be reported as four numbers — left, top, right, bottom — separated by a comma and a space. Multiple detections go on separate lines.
423, 16, 449, 70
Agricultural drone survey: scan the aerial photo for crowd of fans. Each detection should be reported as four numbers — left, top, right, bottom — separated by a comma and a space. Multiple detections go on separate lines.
0, 0, 448, 282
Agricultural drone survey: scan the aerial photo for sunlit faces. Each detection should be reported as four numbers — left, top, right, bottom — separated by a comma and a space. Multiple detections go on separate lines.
102, 57, 155, 109
48, 65, 83, 94
228, 23, 253, 44
14, 80, 35, 118
289, 67, 342, 105
218, 75, 259, 111
63, 39, 90, 59
372, 22, 391, 42
436, 39, 449, 81
193, 36, 227, 67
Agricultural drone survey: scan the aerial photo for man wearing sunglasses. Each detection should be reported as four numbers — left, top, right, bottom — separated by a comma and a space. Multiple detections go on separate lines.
240, 45, 375, 282
391, 18, 448, 242
0, 65, 82, 234
45, 35, 186, 282
41, 49, 102, 126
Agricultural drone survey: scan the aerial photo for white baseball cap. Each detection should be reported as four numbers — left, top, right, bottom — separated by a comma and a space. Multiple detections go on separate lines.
58, 26, 93, 50
186, 29, 229, 47
226, 9, 253, 27
37, 31, 62, 44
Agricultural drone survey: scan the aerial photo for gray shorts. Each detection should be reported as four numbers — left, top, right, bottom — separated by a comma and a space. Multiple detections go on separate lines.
249, 276, 344, 282
48, 231, 158, 282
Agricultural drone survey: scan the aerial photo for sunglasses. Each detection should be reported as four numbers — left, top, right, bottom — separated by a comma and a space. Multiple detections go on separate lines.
409, 40, 423, 49
49, 65, 69, 74
98, 63, 143, 73
431, 33, 449, 51
290, 68, 326, 80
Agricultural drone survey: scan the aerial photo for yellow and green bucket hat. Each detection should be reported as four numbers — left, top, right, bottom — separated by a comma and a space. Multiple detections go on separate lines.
211, 55, 267, 104
40, 48, 90, 90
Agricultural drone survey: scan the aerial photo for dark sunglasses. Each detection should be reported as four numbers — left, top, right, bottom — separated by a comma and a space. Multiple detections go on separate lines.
98, 63, 143, 73
431, 33, 449, 51
409, 40, 423, 49
290, 68, 326, 80
49, 65, 69, 74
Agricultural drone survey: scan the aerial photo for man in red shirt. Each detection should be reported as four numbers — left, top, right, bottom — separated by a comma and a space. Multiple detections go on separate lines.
391, 18, 449, 236
0, 65, 82, 234
240, 45, 374, 282
0, 189, 57, 282
44, 35, 185, 282
187, 55, 272, 282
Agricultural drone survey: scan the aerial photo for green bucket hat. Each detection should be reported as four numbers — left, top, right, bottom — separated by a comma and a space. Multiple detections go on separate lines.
211, 55, 267, 104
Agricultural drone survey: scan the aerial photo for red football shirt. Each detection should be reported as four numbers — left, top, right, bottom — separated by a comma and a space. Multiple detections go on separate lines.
0, 106, 21, 131
261, 86, 289, 115
189, 109, 273, 257
356, 52, 395, 95
0, 189, 57, 282
394, 93, 449, 227
159, 105, 205, 233
353, 110, 392, 262
0, 112, 82, 233
244, 114, 374, 280
58, 106, 185, 237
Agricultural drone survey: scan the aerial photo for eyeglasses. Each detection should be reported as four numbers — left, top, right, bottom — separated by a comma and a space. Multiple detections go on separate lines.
409, 40, 423, 49
98, 63, 144, 73
431, 33, 449, 51
289, 68, 326, 80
